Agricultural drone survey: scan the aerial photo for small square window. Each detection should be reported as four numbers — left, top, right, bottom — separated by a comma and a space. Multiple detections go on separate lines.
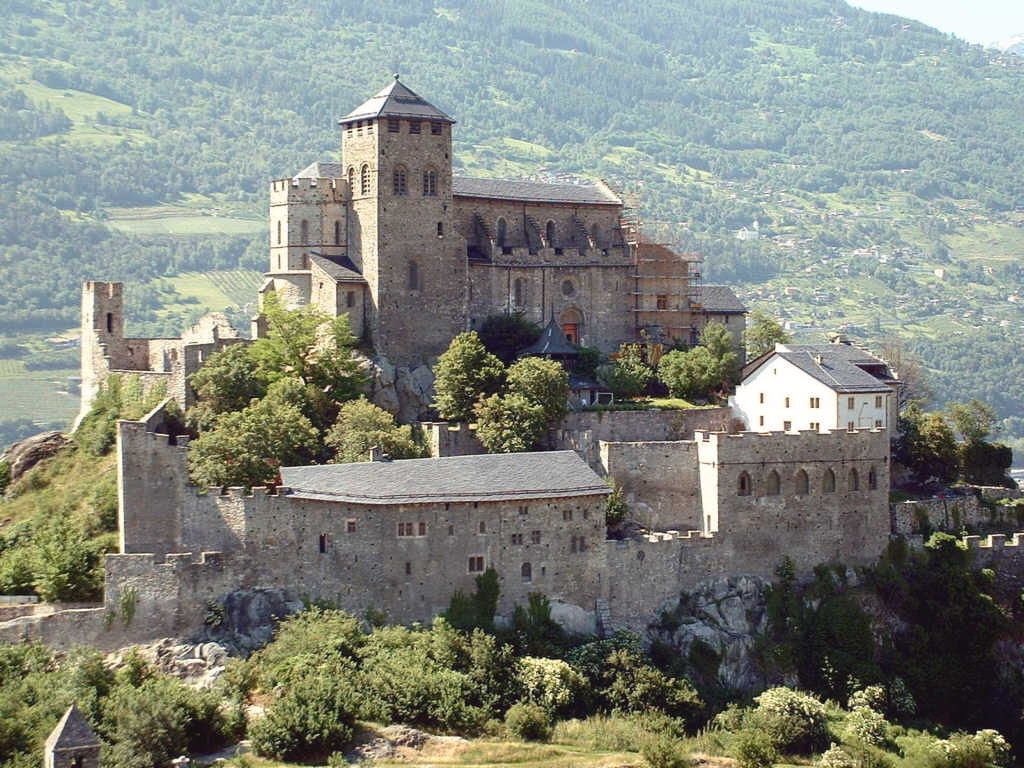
783, 420, 792, 432
875, 419, 883, 428
418, 521, 427, 536
478, 521, 486, 534
409, 121, 421, 134
784, 396, 790, 408
346, 519, 356, 533
848, 421, 855, 431
388, 118, 400, 132
511, 533, 523, 545
431, 122, 442, 135
468, 555, 485, 573
531, 530, 542, 545
518, 505, 529, 516
562, 510, 573, 522
875, 395, 883, 408
848, 396, 856, 409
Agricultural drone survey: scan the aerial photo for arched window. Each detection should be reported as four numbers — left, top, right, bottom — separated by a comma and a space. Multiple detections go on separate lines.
823, 468, 836, 493
737, 471, 751, 497
849, 468, 860, 492
513, 277, 525, 308
276, 220, 282, 245
408, 261, 420, 291
868, 466, 878, 490
496, 218, 507, 248
334, 220, 341, 246
347, 166, 355, 190
766, 470, 781, 496
300, 219, 309, 244
423, 168, 438, 196
795, 469, 809, 496
545, 220, 556, 247
392, 165, 407, 196
521, 562, 532, 583
360, 164, 371, 195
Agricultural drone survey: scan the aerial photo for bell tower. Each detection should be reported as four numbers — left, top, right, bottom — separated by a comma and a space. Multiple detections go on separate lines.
340, 75, 467, 366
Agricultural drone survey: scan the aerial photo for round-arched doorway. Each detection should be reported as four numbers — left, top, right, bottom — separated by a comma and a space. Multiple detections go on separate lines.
559, 307, 583, 345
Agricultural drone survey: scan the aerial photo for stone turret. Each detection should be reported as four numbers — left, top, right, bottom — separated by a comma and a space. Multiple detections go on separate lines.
44, 703, 101, 768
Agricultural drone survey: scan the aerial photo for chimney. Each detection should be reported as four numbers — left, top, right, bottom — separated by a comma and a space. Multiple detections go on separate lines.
814, 354, 823, 366
369, 446, 390, 462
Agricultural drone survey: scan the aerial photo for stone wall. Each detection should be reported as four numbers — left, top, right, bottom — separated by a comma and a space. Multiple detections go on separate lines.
600, 441, 703, 530
557, 408, 734, 468
419, 421, 486, 458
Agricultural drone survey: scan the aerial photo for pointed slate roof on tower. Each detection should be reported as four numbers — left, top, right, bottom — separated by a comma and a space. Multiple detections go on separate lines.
340, 75, 455, 125
45, 703, 101, 752
521, 318, 579, 358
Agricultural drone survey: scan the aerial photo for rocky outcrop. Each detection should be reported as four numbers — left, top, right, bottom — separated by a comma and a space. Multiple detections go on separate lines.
198, 588, 305, 655
2, 431, 71, 483
109, 638, 231, 688
365, 354, 436, 422
653, 575, 772, 693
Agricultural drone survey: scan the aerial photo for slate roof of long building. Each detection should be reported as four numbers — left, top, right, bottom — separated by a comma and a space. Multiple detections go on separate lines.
698, 285, 747, 314
452, 176, 621, 205
280, 451, 609, 505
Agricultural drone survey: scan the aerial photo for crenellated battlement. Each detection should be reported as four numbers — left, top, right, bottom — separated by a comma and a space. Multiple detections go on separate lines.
964, 533, 1024, 550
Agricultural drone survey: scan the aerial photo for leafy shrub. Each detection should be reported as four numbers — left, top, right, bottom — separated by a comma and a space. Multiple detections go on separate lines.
606, 482, 628, 526
326, 397, 424, 463
733, 728, 778, 768
432, 331, 505, 422
597, 346, 651, 398
928, 730, 1012, 768
249, 674, 357, 762
517, 657, 587, 716
848, 685, 886, 711
641, 732, 690, 768
818, 743, 857, 768
103, 676, 233, 768
504, 702, 551, 741
473, 392, 548, 453
751, 687, 829, 755
844, 706, 889, 748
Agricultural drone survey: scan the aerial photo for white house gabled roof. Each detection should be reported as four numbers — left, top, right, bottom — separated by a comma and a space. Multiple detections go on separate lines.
744, 343, 894, 394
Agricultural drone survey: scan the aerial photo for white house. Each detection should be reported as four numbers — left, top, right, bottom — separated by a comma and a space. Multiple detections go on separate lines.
731, 340, 900, 433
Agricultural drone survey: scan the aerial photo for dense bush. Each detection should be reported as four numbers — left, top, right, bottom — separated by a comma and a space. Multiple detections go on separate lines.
733, 728, 779, 768
751, 687, 830, 755
249, 673, 357, 763
641, 732, 690, 768
517, 657, 587, 717
505, 702, 552, 741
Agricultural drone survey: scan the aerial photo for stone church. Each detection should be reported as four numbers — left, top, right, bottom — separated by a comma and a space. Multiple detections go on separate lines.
261, 76, 745, 366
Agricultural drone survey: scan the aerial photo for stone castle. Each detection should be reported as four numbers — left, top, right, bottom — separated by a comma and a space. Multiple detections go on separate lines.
79, 77, 745, 423
2, 77, 928, 651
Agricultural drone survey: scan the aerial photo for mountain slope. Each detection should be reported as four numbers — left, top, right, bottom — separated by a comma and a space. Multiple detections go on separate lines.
0, 0, 1021, 450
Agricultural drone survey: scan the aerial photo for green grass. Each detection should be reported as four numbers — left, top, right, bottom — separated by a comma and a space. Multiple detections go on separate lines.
158, 270, 262, 315
16, 79, 133, 122
105, 204, 263, 236
944, 221, 1024, 263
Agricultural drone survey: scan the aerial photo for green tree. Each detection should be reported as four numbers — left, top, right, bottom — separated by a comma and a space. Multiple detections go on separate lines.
187, 387, 319, 487
698, 322, 740, 388
898, 404, 959, 483
478, 313, 541, 364
326, 397, 423, 463
745, 309, 790, 359
250, 293, 365, 403
187, 343, 265, 431
32, 523, 103, 602
597, 345, 652, 399
947, 399, 998, 444
657, 346, 720, 399
506, 357, 570, 427
432, 332, 505, 422
473, 393, 547, 453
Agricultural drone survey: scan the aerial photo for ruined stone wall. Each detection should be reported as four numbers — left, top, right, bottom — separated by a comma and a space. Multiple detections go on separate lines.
419, 422, 486, 458
891, 494, 1023, 535
600, 441, 703, 531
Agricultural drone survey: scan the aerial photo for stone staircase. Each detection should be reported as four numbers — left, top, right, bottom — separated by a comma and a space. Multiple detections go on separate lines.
595, 598, 615, 638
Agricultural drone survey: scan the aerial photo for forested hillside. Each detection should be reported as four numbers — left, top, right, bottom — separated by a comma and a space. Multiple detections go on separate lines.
0, 0, 1022, 453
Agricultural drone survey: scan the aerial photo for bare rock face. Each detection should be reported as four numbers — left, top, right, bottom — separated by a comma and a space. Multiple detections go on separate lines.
654, 575, 771, 693
108, 638, 232, 688
2, 431, 71, 483
364, 354, 436, 423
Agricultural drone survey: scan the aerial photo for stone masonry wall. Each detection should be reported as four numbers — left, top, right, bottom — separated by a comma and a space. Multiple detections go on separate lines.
600, 441, 703, 531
